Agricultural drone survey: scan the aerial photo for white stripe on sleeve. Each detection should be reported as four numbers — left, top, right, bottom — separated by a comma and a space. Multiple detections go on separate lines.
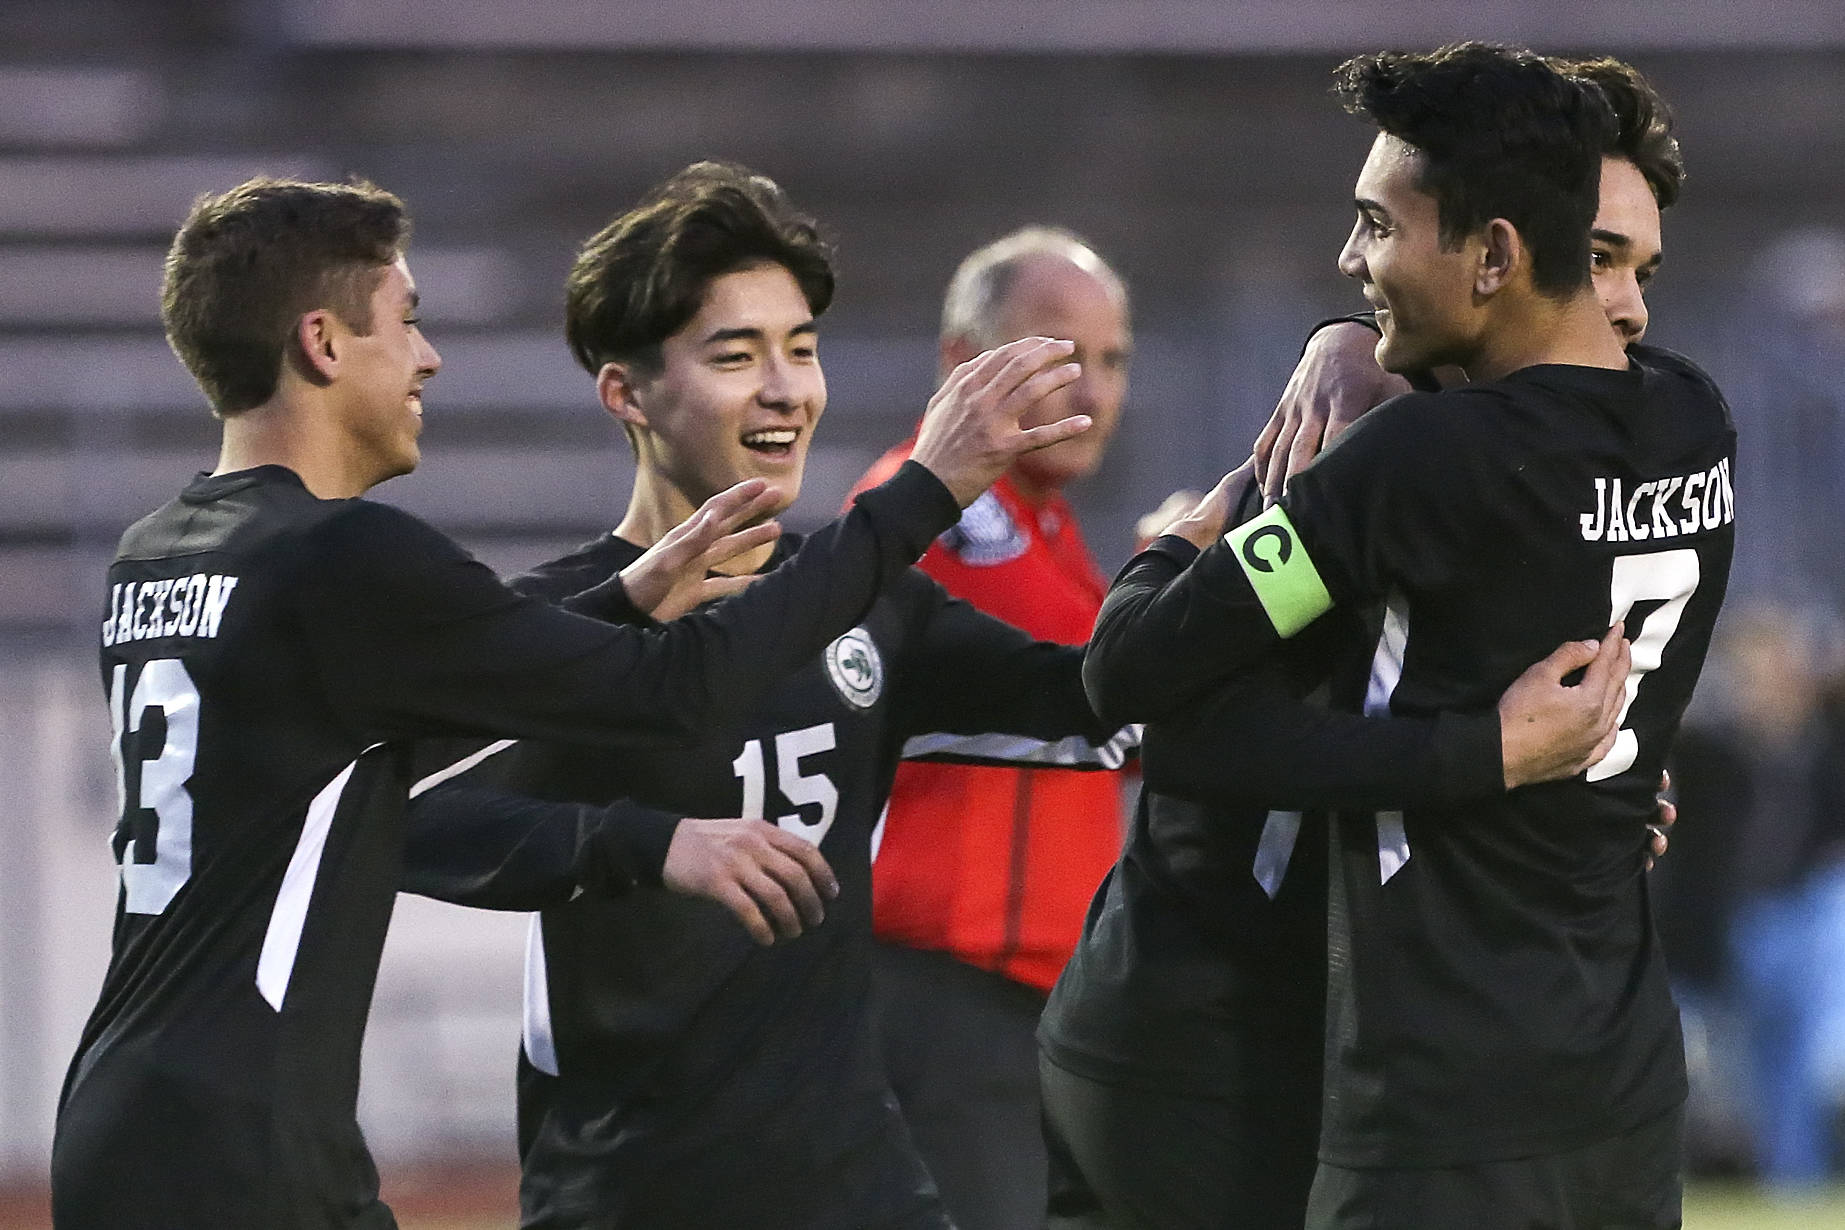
256, 757, 360, 1011
899, 724, 1140, 770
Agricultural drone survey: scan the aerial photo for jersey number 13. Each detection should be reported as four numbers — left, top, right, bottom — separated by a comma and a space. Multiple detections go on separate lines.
107, 658, 199, 915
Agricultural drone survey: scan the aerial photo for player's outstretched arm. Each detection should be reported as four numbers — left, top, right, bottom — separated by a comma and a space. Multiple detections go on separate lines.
884, 574, 1129, 767
309, 337, 1095, 752
403, 777, 681, 912
403, 779, 837, 944
1253, 319, 1409, 505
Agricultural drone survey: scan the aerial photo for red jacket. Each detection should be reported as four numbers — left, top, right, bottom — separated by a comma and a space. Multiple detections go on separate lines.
849, 444, 1124, 993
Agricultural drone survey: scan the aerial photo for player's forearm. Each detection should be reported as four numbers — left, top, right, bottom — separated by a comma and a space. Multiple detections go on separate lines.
1143, 692, 1502, 812
314, 467, 957, 749
899, 618, 1114, 742
1083, 536, 1284, 726
559, 577, 655, 624
606, 460, 961, 741
401, 784, 680, 910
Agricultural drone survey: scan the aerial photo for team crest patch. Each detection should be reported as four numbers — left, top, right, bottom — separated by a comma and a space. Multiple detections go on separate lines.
939, 490, 1027, 566
824, 627, 883, 709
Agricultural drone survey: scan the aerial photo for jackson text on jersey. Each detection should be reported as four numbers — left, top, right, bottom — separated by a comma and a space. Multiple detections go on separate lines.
1579, 460, 1734, 544
101, 575, 239, 646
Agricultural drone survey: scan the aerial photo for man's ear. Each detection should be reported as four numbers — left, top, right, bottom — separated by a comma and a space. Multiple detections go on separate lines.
597, 362, 649, 430
1476, 219, 1522, 297
939, 335, 981, 378
293, 309, 340, 384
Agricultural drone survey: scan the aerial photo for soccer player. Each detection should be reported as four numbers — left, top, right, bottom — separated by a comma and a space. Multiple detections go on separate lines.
1040, 55, 1692, 1230
1253, 55, 1683, 499
400, 163, 1134, 1230
52, 175, 1090, 1229
1082, 44, 1734, 1230
847, 226, 1132, 1230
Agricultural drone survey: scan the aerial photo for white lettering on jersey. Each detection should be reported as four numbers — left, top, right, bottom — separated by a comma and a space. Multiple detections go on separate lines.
1586, 549, 1700, 782
1581, 461, 1732, 543
110, 658, 200, 915
732, 723, 840, 847
102, 574, 240, 646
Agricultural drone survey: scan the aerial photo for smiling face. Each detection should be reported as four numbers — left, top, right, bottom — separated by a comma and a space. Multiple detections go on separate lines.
1338, 134, 1485, 375
332, 256, 441, 486
616, 262, 825, 520
1590, 156, 1663, 346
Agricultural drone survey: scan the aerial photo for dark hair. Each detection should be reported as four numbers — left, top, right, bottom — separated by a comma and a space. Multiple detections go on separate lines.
1554, 57, 1684, 208
160, 177, 409, 416
1334, 42, 1612, 298
565, 161, 834, 376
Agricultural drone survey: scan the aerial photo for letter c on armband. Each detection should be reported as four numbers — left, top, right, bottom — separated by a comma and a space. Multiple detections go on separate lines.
1223, 506, 1333, 638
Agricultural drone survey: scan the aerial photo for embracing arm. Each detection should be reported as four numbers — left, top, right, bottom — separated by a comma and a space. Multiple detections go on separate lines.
888, 574, 1131, 769
1141, 627, 1630, 812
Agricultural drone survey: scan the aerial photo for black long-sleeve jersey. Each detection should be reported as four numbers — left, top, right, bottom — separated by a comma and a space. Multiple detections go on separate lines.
404, 529, 1126, 1230
1037, 485, 1505, 1228
1084, 349, 1735, 1168
52, 461, 959, 1230
1040, 509, 1505, 1078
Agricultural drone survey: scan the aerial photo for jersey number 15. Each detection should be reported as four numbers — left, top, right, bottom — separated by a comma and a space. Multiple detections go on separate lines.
732, 722, 840, 847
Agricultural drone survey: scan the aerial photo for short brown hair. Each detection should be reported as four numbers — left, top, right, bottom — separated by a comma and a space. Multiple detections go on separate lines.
1554, 57, 1685, 208
160, 177, 410, 415
564, 161, 833, 377
1335, 43, 1612, 299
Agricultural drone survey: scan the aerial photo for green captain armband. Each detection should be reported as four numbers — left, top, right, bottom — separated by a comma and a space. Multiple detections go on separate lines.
1221, 505, 1333, 637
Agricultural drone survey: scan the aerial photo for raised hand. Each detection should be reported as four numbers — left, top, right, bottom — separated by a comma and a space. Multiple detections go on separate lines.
619, 479, 784, 620
1155, 458, 1256, 552
1498, 624, 1631, 789
662, 817, 840, 945
1253, 321, 1411, 505
910, 336, 1091, 507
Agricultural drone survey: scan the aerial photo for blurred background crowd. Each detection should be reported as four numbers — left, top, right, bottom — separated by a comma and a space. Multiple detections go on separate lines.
3, 0, 1845, 1221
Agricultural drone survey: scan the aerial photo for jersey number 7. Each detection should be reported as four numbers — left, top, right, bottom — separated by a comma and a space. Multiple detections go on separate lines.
1586, 549, 1700, 783
107, 658, 199, 915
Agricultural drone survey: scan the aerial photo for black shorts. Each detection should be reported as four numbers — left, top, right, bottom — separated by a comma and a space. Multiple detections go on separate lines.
1039, 1051, 1319, 1230
1306, 1105, 1684, 1230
